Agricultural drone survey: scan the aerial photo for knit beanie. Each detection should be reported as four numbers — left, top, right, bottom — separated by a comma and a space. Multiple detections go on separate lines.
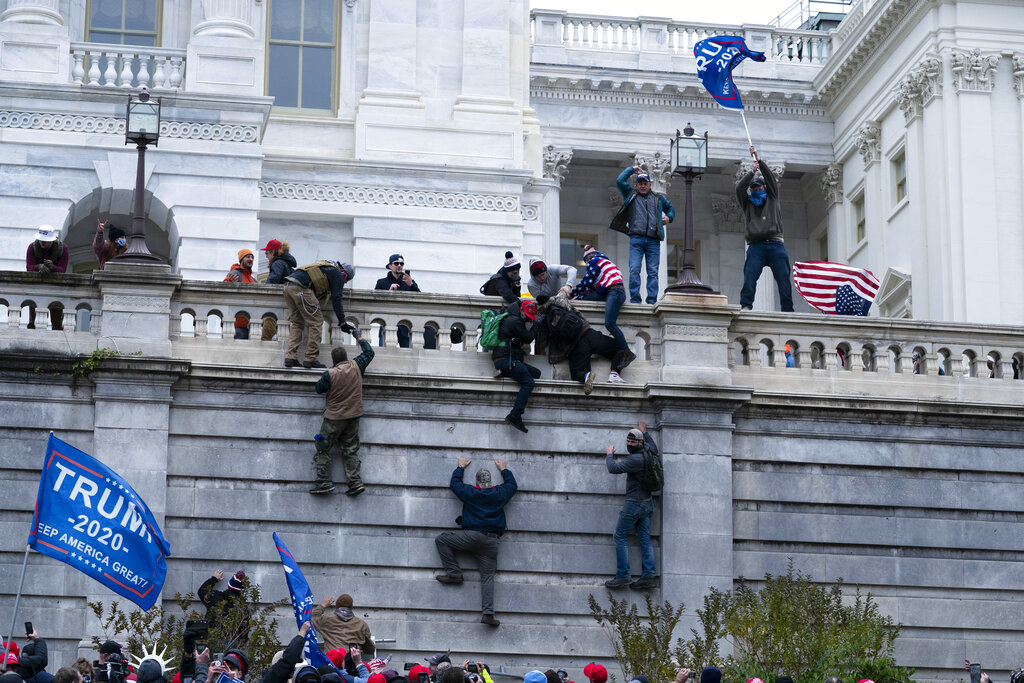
237, 249, 254, 263
368, 675, 387, 683
326, 650, 346, 668
582, 245, 598, 261
107, 225, 126, 241
502, 251, 520, 272
582, 666, 606, 683
529, 259, 546, 276
228, 570, 246, 592
700, 669, 722, 683
2, 642, 18, 658
335, 594, 353, 608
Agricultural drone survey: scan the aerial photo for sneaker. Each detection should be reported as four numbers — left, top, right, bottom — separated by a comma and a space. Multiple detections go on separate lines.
309, 482, 335, 495
302, 360, 326, 369
284, 358, 299, 368
608, 371, 625, 383
505, 413, 528, 433
630, 576, 658, 591
435, 574, 463, 585
493, 368, 504, 378
741, 306, 752, 311
604, 576, 631, 589
480, 614, 501, 627
583, 371, 595, 395
345, 484, 366, 497
616, 350, 637, 372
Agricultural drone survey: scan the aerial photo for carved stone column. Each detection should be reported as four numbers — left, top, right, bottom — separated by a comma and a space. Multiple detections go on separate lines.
194, 0, 256, 38
0, 0, 62, 25
539, 145, 573, 263
855, 121, 880, 168
185, 0, 262, 95
633, 152, 672, 195
0, 0, 69, 84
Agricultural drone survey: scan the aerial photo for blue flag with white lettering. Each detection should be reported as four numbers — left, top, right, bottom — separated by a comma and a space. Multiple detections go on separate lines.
28, 434, 170, 610
273, 533, 332, 669
694, 36, 766, 110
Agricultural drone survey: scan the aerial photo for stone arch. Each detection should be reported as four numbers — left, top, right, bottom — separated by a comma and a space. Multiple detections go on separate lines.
60, 186, 178, 272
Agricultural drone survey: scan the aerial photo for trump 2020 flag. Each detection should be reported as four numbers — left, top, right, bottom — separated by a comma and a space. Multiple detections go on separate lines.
28, 434, 170, 610
273, 533, 332, 669
793, 261, 880, 315
694, 36, 766, 110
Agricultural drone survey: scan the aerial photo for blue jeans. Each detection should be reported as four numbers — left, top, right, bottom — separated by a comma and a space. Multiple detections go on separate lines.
494, 357, 541, 416
583, 286, 627, 351
614, 499, 655, 578
628, 236, 660, 304
740, 240, 794, 311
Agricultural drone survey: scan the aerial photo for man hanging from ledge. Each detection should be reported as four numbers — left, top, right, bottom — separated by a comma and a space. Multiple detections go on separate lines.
283, 260, 356, 368
736, 146, 794, 312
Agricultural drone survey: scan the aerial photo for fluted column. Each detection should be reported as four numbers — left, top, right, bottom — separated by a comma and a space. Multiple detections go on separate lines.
194, 0, 256, 38
0, 0, 62, 25
0, 0, 69, 84
539, 145, 573, 263
185, 0, 262, 95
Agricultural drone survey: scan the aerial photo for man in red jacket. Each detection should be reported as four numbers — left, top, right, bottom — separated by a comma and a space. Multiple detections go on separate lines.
26, 225, 69, 274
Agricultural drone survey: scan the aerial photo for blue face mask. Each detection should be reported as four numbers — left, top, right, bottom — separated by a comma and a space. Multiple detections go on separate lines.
749, 189, 767, 207
115, 237, 127, 247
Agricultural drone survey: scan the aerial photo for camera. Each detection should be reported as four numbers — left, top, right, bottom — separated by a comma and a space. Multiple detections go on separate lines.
557, 671, 568, 682
95, 653, 129, 683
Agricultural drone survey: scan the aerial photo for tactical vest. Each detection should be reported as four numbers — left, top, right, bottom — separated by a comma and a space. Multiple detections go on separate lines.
296, 260, 334, 299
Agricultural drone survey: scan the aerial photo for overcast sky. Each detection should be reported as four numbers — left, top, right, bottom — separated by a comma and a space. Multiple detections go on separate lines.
529, 0, 807, 26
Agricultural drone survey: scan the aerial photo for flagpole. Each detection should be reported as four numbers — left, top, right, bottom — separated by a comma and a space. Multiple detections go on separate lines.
740, 109, 754, 150
2, 546, 31, 663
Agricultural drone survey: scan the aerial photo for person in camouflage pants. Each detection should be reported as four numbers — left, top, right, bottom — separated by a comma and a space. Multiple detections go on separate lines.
311, 327, 374, 496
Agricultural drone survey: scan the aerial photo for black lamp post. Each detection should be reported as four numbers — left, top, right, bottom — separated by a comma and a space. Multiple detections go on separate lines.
665, 122, 717, 294
115, 87, 163, 264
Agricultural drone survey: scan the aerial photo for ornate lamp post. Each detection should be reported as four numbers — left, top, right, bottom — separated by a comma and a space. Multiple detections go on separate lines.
665, 123, 717, 294
114, 87, 163, 263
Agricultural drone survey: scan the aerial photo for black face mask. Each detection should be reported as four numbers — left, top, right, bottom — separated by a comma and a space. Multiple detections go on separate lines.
626, 443, 642, 454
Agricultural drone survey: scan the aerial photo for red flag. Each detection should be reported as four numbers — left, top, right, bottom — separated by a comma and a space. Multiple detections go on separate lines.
792, 261, 880, 314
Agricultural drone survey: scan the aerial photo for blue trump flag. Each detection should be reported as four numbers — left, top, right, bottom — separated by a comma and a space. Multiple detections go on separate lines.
694, 36, 766, 110
273, 533, 332, 669
27, 434, 170, 610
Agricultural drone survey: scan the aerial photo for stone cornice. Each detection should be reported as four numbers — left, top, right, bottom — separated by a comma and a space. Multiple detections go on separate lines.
530, 79, 828, 120
815, 0, 918, 102
259, 181, 521, 212
0, 109, 260, 142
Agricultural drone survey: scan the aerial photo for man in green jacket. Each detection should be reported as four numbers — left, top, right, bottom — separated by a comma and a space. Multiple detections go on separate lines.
311, 327, 374, 496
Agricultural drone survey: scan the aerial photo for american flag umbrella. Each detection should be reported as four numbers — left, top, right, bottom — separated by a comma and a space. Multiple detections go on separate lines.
792, 261, 880, 315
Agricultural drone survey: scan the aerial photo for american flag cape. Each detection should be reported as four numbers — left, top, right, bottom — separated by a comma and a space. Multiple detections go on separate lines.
792, 261, 880, 315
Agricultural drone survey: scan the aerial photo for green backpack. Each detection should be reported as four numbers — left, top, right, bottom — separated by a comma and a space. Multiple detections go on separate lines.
479, 308, 508, 351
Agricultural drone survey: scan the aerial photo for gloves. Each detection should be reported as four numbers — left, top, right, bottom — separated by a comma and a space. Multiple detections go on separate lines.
339, 321, 355, 334
349, 326, 362, 339
38, 261, 53, 274
183, 627, 197, 654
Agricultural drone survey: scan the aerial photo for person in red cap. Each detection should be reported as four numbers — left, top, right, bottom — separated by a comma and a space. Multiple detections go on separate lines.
260, 239, 296, 285
582, 665, 606, 683
197, 569, 250, 648
491, 300, 540, 433
407, 666, 430, 683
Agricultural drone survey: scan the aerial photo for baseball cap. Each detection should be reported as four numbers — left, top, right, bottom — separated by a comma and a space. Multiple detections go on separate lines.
583, 665, 607, 683
425, 655, 450, 666
260, 239, 283, 251
636, 172, 651, 182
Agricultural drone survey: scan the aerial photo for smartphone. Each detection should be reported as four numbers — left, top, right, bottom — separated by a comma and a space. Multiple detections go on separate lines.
405, 270, 412, 277
418, 674, 429, 683
468, 665, 478, 674
404, 664, 417, 672
25, 621, 33, 636
348, 643, 357, 651
970, 664, 981, 683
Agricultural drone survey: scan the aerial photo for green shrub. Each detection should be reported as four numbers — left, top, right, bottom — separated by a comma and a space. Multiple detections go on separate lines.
588, 592, 684, 683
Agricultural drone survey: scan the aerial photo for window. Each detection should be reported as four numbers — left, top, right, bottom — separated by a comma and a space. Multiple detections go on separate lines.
854, 195, 866, 244
560, 234, 597, 268
87, 0, 160, 46
893, 152, 907, 203
666, 239, 701, 283
267, 0, 337, 112
818, 231, 829, 260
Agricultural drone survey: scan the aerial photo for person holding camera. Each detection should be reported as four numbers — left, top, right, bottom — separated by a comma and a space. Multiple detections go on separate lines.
311, 331, 374, 496
434, 458, 518, 627
311, 594, 374, 656
258, 622, 310, 683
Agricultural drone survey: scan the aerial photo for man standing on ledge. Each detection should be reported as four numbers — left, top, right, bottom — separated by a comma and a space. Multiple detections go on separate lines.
736, 146, 793, 312
434, 457, 518, 627
311, 327, 374, 496
284, 260, 356, 368
610, 166, 675, 304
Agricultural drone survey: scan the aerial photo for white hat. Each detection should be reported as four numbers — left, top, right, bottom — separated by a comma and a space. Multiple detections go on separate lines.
35, 225, 58, 242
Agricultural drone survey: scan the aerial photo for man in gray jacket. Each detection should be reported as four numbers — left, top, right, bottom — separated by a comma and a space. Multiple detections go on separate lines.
604, 421, 658, 591
736, 145, 793, 312
526, 259, 577, 300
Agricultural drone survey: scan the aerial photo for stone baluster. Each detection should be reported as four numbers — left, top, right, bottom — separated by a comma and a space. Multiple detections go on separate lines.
924, 352, 940, 376
34, 306, 50, 330
72, 51, 85, 84
195, 315, 208, 338
947, 352, 965, 377
118, 51, 134, 87
9, 306, 21, 328
438, 327, 452, 351
87, 55, 102, 85
249, 318, 260, 340
771, 346, 787, 369
796, 347, 812, 370
875, 349, 890, 374
384, 323, 399, 348
998, 358, 1015, 381
137, 54, 151, 88
63, 309, 77, 332
169, 57, 183, 88
103, 53, 117, 87
824, 346, 839, 371
411, 327, 425, 349
220, 317, 232, 339
970, 355, 987, 378
152, 57, 167, 89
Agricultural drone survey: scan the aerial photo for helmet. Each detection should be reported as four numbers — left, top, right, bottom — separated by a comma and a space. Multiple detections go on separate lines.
339, 262, 356, 283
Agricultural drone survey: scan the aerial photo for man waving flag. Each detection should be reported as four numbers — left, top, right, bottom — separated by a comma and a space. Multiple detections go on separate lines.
273, 532, 334, 669
792, 261, 880, 315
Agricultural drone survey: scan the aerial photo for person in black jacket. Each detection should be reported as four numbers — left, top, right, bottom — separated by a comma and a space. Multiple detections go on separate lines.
12, 630, 48, 683
283, 260, 356, 369
481, 252, 521, 304
491, 300, 539, 433
261, 239, 297, 285
255, 620, 308, 683
434, 457, 518, 627
374, 253, 419, 348
604, 421, 658, 591
197, 570, 250, 648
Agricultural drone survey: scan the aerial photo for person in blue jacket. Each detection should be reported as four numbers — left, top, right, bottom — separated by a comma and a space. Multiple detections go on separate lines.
609, 165, 675, 304
434, 457, 518, 628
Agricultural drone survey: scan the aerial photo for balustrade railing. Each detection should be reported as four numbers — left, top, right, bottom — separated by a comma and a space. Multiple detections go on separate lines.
531, 11, 834, 66
70, 42, 185, 90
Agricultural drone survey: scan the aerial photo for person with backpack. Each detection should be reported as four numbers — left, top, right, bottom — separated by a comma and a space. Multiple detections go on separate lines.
489, 300, 539, 433
480, 251, 522, 304
604, 421, 661, 591
538, 290, 634, 394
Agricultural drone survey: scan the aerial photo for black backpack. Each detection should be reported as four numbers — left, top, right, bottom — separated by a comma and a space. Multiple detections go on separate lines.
545, 304, 585, 341
639, 446, 664, 493
480, 274, 502, 296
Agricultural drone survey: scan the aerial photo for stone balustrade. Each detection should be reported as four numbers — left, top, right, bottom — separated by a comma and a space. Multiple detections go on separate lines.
531, 10, 833, 66
70, 42, 185, 90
